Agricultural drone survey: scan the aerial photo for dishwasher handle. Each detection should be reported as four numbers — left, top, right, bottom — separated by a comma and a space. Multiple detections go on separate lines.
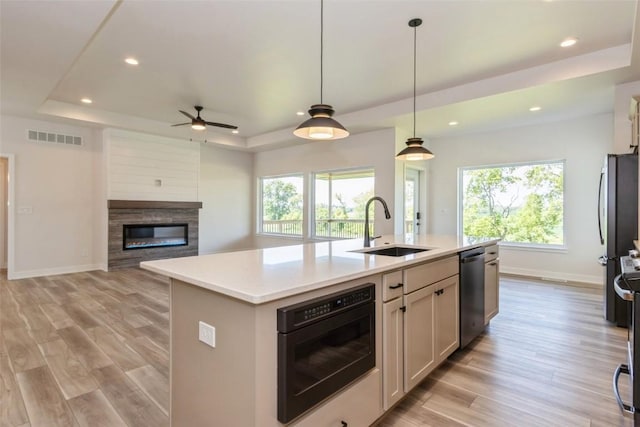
460, 254, 485, 263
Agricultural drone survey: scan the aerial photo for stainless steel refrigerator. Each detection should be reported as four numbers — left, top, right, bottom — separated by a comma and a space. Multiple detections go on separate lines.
599, 153, 638, 327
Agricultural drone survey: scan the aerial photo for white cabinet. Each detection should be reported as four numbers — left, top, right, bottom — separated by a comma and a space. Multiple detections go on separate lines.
382, 270, 404, 302
484, 244, 500, 324
403, 283, 436, 391
382, 297, 404, 410
434, 275, 459, 363
292, 369, 382, 427
382, 255, 460, 409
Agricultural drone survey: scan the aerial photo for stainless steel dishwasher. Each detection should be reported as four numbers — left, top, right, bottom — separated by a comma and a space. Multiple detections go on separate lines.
459, 247, 486, 349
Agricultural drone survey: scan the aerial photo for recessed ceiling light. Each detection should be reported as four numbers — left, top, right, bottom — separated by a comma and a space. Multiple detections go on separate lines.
125, 57, 139, 65
560, 38, 578, 48
448, 121, 459, 126
81, 98, 92, 104
296, 111, 305, 116
232, 130, 239, 134
529, 106, 541, 112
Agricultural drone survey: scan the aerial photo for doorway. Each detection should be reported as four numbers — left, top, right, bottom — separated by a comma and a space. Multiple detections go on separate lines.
0, 157, 7, 270
404, 168, 421, 234
0, 154, 14, 278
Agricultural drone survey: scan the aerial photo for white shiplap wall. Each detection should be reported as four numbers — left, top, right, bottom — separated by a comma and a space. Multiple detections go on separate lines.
105, 129, 200, 201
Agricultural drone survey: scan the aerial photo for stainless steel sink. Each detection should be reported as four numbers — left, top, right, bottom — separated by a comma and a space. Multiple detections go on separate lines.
357, 246, 430, 257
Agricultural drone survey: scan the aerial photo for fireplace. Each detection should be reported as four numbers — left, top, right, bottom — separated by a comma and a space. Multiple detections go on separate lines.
108, 200, 202, 270
123, 223, 188, 250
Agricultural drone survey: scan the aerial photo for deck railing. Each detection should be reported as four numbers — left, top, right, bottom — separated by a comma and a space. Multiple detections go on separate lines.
262, 220, 303, 235
262, 219, 416, 238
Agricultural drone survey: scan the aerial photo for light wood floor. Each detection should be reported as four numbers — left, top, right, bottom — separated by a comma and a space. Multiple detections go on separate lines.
0, 270, 633, 426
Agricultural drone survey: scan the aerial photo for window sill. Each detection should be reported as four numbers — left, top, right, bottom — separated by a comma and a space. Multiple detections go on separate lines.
499, 242, 568, 254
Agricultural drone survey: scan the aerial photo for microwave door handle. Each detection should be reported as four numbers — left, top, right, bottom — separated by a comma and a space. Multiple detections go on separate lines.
598, 170, 604, 245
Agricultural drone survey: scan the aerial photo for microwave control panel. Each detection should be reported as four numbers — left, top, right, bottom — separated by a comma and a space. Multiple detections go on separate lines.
277, 283, 374, 332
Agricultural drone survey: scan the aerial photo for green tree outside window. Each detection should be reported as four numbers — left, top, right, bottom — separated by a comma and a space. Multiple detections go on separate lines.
461, 162, 564, 245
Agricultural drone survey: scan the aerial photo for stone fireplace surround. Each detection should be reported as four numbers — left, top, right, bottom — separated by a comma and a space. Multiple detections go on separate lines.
108, 200, 202, 270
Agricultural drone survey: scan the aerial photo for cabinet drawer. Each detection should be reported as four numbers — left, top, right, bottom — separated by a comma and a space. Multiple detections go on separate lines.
382, 270, 403, 302
404, 255, 458, 294
292, 368, 382, 427
485, 244, 499, 262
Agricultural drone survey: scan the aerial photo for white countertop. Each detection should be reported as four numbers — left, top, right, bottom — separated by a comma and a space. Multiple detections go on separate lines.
140, 234, 499, 304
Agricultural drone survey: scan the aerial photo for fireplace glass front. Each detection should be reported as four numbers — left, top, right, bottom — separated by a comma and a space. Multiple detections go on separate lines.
123, 223, 188, 250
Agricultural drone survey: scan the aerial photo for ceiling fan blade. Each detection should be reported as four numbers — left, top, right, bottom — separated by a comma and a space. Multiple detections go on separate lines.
205, 121, 238, 130
179, 110, 196, 120
171, 122, 191, 127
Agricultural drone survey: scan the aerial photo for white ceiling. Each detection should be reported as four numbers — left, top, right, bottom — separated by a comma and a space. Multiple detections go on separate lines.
1, 0, 639, 151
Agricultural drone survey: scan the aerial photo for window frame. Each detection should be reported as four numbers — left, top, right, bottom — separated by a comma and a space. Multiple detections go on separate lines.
311, 167, 376, 241
458, 159, 567, 251
257, 173, 305, 238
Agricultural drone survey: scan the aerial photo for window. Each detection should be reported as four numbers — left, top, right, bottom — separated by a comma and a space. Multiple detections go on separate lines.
259, 175, 304, 236
313, 169, 375, 239
460, 161, 564, 247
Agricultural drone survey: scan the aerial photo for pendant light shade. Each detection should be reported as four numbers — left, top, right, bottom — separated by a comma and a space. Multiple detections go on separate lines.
397, 18, 434, 160
293, 104, 349, 140
294, 0, 349, 141
396, 137, 434, 160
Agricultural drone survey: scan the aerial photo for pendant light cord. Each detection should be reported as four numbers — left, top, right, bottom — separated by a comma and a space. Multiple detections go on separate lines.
413, 22, 416, 138
320, 0, 324, 104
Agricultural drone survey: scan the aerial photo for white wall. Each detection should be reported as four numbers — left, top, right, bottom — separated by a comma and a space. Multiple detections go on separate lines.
0, 115, 102, 278
105, 129, 200, 201
428, 113, 613, 284
199, 143, 253, 254
613, 80, 640, 154
0, 118, 254, 278
253, 128, 397, 248
103, 129, 254, 259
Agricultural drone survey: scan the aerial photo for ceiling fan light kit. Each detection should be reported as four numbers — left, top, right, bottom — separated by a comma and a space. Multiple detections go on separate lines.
172, 105, 237, 132
294, 0, 349, 141
396, 18, 434, 161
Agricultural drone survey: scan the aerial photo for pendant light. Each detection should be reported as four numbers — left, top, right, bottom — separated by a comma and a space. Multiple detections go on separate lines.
397, 18, 434, 161
294, 0, 349, 140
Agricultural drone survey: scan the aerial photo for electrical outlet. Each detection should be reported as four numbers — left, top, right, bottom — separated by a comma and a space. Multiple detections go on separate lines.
198, 321, 216, 348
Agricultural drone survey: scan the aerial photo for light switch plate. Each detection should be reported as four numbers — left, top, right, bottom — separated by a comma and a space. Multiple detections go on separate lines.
198, 321, 216, 348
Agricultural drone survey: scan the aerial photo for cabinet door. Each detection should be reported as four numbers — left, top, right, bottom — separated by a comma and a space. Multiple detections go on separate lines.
485, 260, 499, 324
403, 285, 435, 391
382, 297, 404, 410
434, 275, 459, 363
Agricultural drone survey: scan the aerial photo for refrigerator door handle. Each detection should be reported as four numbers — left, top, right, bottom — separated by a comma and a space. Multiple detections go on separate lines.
598, 170, 605, 245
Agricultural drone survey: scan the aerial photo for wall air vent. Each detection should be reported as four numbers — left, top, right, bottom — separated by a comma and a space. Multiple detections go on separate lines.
26, 130, 82, 146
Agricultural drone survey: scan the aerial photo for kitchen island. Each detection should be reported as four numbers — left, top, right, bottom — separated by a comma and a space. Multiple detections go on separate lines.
141, 234, 499, 427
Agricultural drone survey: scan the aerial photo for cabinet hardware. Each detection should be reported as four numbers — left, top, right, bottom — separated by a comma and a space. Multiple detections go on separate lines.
389, 283, 403, 289
400, 306, 406, 312
488, 251, 497, 255
489, 262, 497, 266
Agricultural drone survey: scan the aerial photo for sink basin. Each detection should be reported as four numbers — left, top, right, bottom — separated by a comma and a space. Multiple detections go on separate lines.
359, 246, 430, 257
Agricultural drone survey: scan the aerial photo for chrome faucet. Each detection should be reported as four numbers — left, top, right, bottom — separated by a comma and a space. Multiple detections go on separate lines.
363, 196, 391, 247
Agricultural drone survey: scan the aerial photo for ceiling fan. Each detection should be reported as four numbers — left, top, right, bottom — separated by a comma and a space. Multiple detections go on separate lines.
171, 106, 237, 131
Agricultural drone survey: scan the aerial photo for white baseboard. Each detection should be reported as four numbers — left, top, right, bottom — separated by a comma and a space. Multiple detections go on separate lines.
500, 266, 602, 286
8, 263, 104, 280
